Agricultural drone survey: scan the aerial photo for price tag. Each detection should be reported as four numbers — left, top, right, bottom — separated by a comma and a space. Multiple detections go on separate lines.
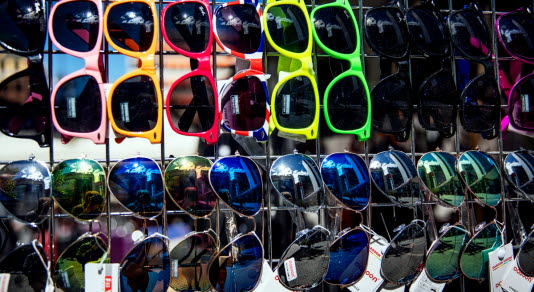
500, 260, 534, 292
348, 235, 389, 292
409, 270, 445, 292
0, 274, 9, 292
255, 260, 294, 292
488, 243, 513, 292
85, 263, 119, 292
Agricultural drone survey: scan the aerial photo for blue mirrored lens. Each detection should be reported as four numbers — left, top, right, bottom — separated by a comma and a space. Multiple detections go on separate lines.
321, 153, 370, 211
325, 228, 369, 285
426, 226, 468, 281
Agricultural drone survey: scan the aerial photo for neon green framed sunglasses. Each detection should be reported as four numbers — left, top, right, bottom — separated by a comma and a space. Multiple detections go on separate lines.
311, 0, 371, 140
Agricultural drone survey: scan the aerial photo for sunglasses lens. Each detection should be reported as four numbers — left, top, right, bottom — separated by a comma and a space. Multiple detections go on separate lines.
381, 222, 426, 284
327, 75, 368, 131
364, 7, 408, 59
498, 11, 534, 61
209, 156, 262, 217
111, 75, 158, 132
461, 74, 499, 133
509, 74, 534, 130
266, 4, 308, 53
52, 159, 106, 220
426, 226, 468, 281
165, 156, 216, 218
419, 71, 457, 131
504, 151, 534, 199
449, 10, 491, 60
0, 160, 51, 224
54, 75, 102, 133
418, 152, 464, 207
208, 234, 263, 292
170, 232, 217, 291
275, 76, 316, 129
460, 223, 502, 280
278, 226, 329, 290
52, 1, 100, 52
270, 154, 324, 210
107, 2, 154, 52
164, 3, 209, 53
313, 6, 355, 54
220, 76, 266, 131
0, 0, 45, 53
215, 4, 261, 54
321, 153, 370, 211
518, 231, 534, 277
0, 244, 47, 291
406, 7, 448, 56
371, 74, 412, 133
325, 229, 368, 285
458, 151, 501, 206
108, 157, 164, 218
369, 150, 419, 206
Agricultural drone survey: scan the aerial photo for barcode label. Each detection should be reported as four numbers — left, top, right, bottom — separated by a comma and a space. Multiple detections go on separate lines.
120, 102, 130, 122
282, 94, 291, 115
67, 97, 77, 118
522, 94, 530, 112
231, 95, 240, 115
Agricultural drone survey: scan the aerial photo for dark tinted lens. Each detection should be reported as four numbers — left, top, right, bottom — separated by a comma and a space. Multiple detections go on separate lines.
460, 223, 502, 280
164, 2, 209, 53
215, 4, 261, 54
107, 2, 154, 52
121, 236, 170, 292
108, 157, 164, 218
426, 226, 468, 281
277, 227, 330, 290
52, 159, 106, 220
52, 1, 100, 52
518, 230, 534, 277
498, 10, 534, 61
418, 152, 464, 207
265, 4, 309, 53
0, 0, 45, 53
419, 71, 457, 131
313, 6, 356, 54
369, 150, 419, 206
164, 156, 216, 218
209, 156, 262, 216
461, 74, 499, 133
275, 76, 316, 129
0, 160, 51, 224
504, 150, 534, 201
406, 7, 448, 56
270, 154, 324, 210
449, 9, 491, 60
381, 222, 426, 284
364, 7, 408, 59
509, 74, 534, 130
111, 75, 158, 132
208, 233, 263, 292
168, 75, 215, 133
170, 232, 217, 291
221, 76, 266, 131
54, 75, 102, 133
458, 151, 501, 206
371, 73, 412, 133
327, 75, 368, 131
325, 228, 368, 285
0, 243, 47, 292
321, 153, 370, 211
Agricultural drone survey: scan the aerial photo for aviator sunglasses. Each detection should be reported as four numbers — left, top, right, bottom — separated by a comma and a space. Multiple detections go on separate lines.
504, 149, 534, 202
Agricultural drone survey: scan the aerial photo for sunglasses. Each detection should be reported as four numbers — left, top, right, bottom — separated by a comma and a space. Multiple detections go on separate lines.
164, 155, 217, 218
320, 152, 370, 212
0, 158, 51, 224
49, 0, 107, 144
311, 0, 371, 140
0, 240, 49, 291
0, 0, 51, 146
457, 150, 501, 207
162, 0, 219, 145
517, 229, 534, 277
504, 149, 534, 202
214, 0, 270, 142
425, 224, 469, 282
104, 0, 162, 143
52, 158, 106, 221
263, 0, 319, 140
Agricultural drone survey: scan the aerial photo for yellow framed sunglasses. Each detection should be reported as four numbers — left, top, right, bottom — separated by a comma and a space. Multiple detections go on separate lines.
104, 0, 162, 143
263, 0, 320, 140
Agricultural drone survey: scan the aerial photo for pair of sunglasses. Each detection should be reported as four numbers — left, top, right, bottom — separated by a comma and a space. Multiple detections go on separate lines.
0, 239, 49, 291
49, 0, 107, 144
504, 149, 534, 202
425, 224, 469, 282
0, 0, 51, 146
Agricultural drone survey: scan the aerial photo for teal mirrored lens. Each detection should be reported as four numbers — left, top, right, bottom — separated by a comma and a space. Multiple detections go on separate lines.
418, 152, 464, 207
426, 225, 468, 281
457, 151, 501, 206
460, 223, 502, 280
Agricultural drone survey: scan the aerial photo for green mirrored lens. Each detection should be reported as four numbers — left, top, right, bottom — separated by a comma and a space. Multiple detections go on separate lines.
457, 151, 501, 206
460, 223, 502, 280
418, 152, 464, 207
426, 226, 468, 281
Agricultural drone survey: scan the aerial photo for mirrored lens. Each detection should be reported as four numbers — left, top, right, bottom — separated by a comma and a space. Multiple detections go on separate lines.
449, 9, 491, 60
371, 73, 412, 134
208, 233, 263, 292
275, 76, 316, 129
111, 75, 158, 132
458, 151, 501, 207
418, 152, 464, 207
426, 226, 468, 281
509, 74, 534, 130
498, 11, 534, 61
165, 156, 216, 218
504, 150, 534, 201
0, 0, 46, 53
419, 71, 457, 131
265, 4, 309, 53
0, 243, 47, 292
164, 2, 210, 53
270, 154, 324, 211
52, 159, 106, 221
220, 76, 266, 131
215, 4, 261, 54
313, 6, 356, 54
327, 75, 368, 131
460, 223, 502, 280
0, 160, 51, 224
168, 75, 215, 133
321, 153, 370, 211
54, 75, 103, 133
518, 230, 534, 277
108, 157, 164, 218
209, 156, 262, 217
364, 7, 408, 59
325, 228, 368, 286
406, 7, 448, 56
461, 74, 500, 133
107, 2, 154, 52
369, 150, 419, 206
52, 1, 100, 52
277, 226, 330, 290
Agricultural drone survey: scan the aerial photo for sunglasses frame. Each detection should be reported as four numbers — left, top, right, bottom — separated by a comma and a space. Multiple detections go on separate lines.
504, 149, 534, 201
457, 150, 502, 208
517, 229, 534, 277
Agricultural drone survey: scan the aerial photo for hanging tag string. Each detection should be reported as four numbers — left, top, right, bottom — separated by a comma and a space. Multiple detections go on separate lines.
31, 240, 54, 292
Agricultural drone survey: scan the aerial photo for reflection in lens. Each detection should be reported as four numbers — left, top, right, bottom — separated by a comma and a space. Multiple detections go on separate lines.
215, 4, 261, 54
270, 154, 324, 210
510, 74, 534, 130
165, 156, 216, 218
460, 223, 502, 280
406, 6, 448, 57
313, 6, 356, 54
0, 243, 47, 292
265, 4, 309, 53
165, 2, 210, 53
504, 150, 534, 201
461, 74, 499, 133
108, 157, 164, 218
220, 76, 266, 131
497, 10, 534, 62
325, 228, 368, 286
0, 0, 46, 53
418, 152, 464, 207
449, 9, 491, 60
107, 2, 154, 52
53, 1, 100, 52
209, 156, 262, 217
275, 76, 316, 129
419, 71, 457, 132
518, 230, 534, 277
364, 7, 408, 59
426, 226, 468, 281
371, 73, 412, 135
277, 226, 330, 290
321, 153, 370, 211
327, 75, 368, 131
121, 236, 170, 292
457, 151, 501, 207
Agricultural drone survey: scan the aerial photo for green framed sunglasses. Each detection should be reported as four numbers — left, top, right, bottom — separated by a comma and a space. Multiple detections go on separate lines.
311, 0, 371, 140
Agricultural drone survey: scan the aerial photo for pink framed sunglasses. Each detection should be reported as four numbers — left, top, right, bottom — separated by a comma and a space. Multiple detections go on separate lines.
49, 0, 107, 144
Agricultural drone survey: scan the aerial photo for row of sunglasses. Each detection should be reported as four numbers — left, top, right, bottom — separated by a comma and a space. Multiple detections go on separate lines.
0, 148, 532, 225
2, 0, 534, 146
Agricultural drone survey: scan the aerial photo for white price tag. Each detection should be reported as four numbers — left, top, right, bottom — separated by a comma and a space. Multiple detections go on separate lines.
85, 263, 119, 292
500, 260, 534, 292
255, 260, 294, 292
488, 243, 513, 291
0, 274, 10, 292
284, 257, 298, 282
409, 270, 445, 292
348, 235, 389, 292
